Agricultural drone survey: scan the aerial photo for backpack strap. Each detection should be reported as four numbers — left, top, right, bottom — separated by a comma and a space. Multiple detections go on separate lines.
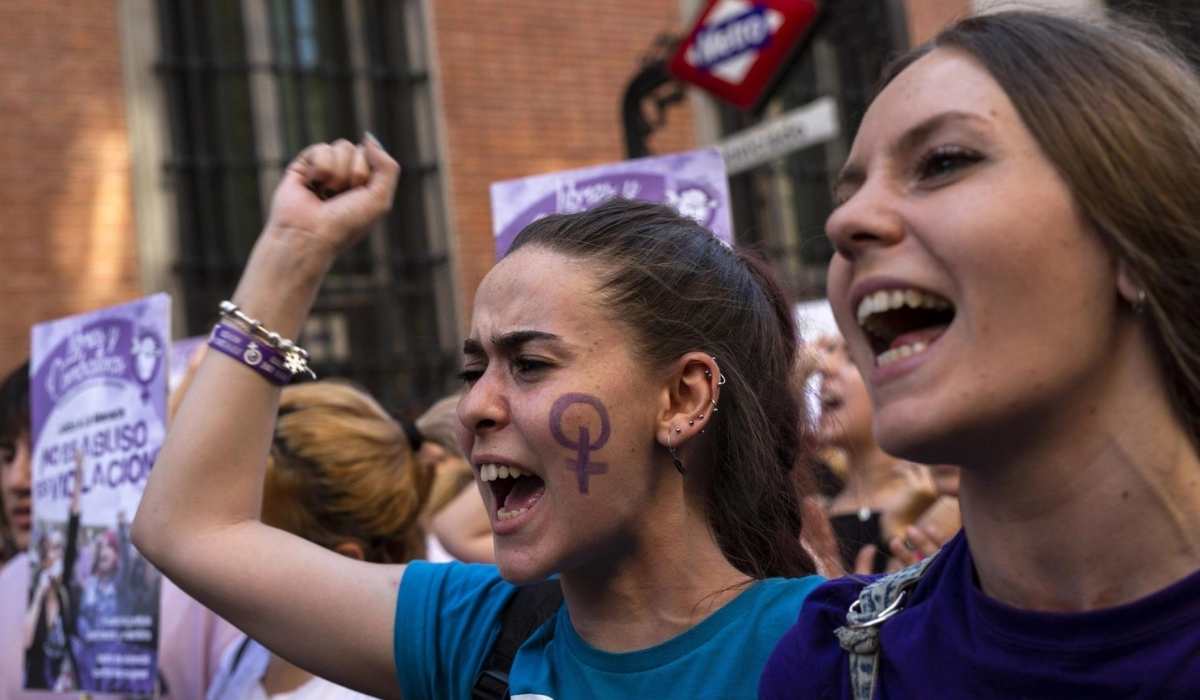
471, 579, 564, 700
834, 553, 938, 700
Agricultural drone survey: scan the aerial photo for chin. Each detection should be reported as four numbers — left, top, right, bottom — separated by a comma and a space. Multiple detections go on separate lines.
873, 411, 965, 466
494, 544, 556, 585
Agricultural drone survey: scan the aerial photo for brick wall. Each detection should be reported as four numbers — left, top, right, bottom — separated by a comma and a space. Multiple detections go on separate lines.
428, 1, 699, 324
0, 2, 139, 377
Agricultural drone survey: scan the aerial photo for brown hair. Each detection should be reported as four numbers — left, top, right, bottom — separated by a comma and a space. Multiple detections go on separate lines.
510, 198, 816, 579
878, 10, 1200, 447
265, 381, 432, 564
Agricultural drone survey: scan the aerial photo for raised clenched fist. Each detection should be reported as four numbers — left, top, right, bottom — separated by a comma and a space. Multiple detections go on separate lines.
264, 134, 400, 259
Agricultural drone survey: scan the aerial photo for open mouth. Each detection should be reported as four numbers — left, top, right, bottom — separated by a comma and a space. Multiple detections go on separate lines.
856, 288, 955, 367
479, 463, 546, 522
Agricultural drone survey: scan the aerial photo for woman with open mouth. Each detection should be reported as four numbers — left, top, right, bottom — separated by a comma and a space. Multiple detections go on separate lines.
131, 134, 825, 698
761, 10, 1200, 699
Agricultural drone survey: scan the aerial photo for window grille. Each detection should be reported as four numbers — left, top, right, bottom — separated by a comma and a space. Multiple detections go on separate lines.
156, 0, 458, 416
720, 0, 907, 301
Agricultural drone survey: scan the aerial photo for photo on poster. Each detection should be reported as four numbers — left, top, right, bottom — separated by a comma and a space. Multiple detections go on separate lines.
489, 147, 734, 258
24, 294, 170, 695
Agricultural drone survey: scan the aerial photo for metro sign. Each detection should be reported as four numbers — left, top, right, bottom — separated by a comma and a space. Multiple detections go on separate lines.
670, 0, 820, 110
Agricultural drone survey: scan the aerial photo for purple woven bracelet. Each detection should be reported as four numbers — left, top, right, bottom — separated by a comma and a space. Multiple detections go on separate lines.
207, 322, 294, 385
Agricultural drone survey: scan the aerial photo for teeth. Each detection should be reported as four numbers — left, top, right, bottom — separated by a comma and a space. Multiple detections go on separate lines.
497, 506, 528, 521
856, 288, 951, 326
478, 463, 530, 483
876, 341, 928, 367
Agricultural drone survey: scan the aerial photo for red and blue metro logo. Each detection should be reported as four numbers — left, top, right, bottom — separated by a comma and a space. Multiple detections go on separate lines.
669, 0, 820, 110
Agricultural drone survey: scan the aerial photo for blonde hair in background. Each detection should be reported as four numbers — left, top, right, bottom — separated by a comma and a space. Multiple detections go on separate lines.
416, 393, 476, 516
264, 381, 432, 564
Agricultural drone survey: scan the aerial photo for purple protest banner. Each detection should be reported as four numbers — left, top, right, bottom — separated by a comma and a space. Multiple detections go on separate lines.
489, 147, 734, 258
25, 293, 170, 695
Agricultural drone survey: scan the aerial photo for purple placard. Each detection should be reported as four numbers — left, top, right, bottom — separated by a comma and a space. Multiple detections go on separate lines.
25, 293, 169, 695
489, 147, 734, 258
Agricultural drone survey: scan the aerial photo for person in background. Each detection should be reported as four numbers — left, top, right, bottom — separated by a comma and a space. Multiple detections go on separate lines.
762, 11, 1200, 698
813, 334, 957, 573
132, 135, 824, 699
0, 359, 240, 699
24, 463, 82, 691
206, 380, 432, 700
412, 393, 494, 563
0, 362, 31, 567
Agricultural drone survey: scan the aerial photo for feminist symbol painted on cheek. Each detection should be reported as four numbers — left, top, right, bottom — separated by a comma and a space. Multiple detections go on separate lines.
549, 393, 611, 494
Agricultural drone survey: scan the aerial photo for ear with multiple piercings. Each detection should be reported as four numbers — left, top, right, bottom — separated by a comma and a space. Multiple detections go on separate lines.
668, 355, 726, 475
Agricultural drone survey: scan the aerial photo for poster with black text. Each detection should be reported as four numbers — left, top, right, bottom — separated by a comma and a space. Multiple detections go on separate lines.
25, 294, 169, 695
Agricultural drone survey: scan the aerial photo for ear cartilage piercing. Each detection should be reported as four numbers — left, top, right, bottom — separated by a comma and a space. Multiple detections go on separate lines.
688, 419, 695, 426
708, 356, 727, 385
674, 426, 682, 433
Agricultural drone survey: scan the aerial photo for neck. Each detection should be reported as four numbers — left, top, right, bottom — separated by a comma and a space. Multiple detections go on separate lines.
559, 481, 751, 653
960, 342, 1200, 612
830, 443, 900, 514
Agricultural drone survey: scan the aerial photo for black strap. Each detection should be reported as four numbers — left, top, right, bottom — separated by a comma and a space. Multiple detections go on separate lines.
471, 579, 563, 700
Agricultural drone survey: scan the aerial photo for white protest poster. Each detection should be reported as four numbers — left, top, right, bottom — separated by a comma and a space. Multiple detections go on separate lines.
25, 293, 169, 695
490, 147, 734, 258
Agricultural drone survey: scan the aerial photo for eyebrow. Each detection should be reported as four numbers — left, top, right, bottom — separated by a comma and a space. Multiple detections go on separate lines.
833, 110, 991, 199
462, 330, 565, 357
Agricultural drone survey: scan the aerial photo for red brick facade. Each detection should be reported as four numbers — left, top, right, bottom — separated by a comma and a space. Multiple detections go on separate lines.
0, 1, 138, 376
0, 0, 975, 377
428, 0, 699, 323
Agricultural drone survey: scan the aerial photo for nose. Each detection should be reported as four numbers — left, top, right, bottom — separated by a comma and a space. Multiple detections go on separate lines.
10, 438, 31, 488
825, 178, 906, 261
456, 371, 510, 443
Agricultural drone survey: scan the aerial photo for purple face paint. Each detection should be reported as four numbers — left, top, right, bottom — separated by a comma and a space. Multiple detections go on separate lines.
549, 393, 611, 494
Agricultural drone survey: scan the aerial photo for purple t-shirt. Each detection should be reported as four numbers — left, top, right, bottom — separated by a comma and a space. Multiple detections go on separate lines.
760, 531, 1200, 699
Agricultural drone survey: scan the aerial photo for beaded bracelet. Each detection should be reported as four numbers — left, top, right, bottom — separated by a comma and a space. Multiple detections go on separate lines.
214, 300, 317, 382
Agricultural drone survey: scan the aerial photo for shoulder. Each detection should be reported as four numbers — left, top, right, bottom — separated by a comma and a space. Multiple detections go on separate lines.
759, 535, 965, 699
745, 575, 828, 619
394, 561, 523, 700
398, 560, 517, 612
758, 575, 878, 699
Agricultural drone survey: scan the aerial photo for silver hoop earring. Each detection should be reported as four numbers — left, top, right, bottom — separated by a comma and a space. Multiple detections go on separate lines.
666, 429, 685, 475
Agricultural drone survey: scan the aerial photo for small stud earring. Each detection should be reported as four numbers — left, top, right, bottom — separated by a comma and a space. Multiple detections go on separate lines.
688, 419, 694, 426
1134, 289, 1148, 314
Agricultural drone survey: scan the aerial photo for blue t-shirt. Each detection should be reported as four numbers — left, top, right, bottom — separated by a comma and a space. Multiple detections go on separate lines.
394, 561, 823, 699
760, 531, 1200, 699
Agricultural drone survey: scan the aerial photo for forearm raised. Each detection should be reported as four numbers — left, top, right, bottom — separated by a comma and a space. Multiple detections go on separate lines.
132, 236, 329, 564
